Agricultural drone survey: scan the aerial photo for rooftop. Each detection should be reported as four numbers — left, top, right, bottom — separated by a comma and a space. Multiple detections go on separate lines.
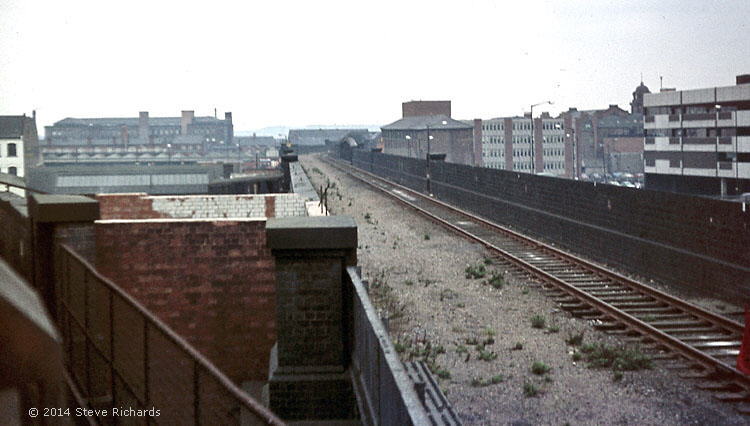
381, 115, 473, 131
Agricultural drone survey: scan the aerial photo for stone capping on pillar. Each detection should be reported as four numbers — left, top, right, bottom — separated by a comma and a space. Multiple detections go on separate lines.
28, 194, 100, 223
266, 215, 357, 251
265, 215, 359, 420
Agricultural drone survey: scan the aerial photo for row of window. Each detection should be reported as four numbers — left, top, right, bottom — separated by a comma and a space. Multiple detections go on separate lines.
483, 148, 565, 158
1, 143, 18, 157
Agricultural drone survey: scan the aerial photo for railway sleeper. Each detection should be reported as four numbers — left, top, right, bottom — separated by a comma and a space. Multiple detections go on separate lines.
680, 334, 740, 343
585, 290, 637, 297
611, 301, 671, 310
658, 326, 722, 335
619, 306, 678, 314
598, 295, 654, 303
697, 381, 745, 392
689, 341, 741, 350
593, 321, 627, 331
648, 321, 710, 331
713, 391, 750, 403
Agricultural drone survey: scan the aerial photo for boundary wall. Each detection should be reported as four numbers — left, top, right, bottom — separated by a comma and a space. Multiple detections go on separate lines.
347, 150, 750, 303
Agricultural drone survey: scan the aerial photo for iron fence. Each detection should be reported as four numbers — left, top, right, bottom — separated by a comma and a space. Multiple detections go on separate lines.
54, 243, 285, 425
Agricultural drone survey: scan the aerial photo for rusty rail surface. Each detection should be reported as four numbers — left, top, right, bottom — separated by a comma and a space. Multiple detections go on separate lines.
55, 244, 285, 425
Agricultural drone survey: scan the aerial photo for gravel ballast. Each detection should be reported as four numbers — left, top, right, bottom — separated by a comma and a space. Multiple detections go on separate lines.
301, 155, 747, 426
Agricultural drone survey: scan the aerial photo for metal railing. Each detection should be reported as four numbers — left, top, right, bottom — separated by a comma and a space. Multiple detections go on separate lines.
345, 266, 430, 426
54, 244, 285, 425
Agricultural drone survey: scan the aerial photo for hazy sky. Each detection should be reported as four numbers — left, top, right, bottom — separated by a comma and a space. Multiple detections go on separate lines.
1, 0, 749, 135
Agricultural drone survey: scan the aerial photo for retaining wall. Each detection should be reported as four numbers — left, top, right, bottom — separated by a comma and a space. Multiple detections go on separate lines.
349, 150, 750, 303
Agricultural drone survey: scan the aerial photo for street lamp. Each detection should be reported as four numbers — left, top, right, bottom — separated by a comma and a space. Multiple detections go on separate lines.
166, 143, 172, 164
425, 120, 448, 195
530, 100, 553, 173
405, 135, 412, 158
236, 143, 241, 173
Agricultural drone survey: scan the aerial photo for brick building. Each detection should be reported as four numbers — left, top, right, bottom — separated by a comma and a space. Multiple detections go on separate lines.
382, 101, 478, 166
643, 74, 750, 196
561, 102, 645, 177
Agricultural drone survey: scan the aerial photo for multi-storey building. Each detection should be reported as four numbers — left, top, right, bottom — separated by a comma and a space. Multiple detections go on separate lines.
43, 110, 233, 157
643, 74, 750, 196
382, 101, 479, 166
0, 113, 40, 194
478, 112, 570, 176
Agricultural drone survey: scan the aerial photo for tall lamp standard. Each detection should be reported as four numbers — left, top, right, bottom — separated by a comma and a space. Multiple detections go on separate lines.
405, 135, 412, 158
236, 143, 241, 172
530, 101, 553, 173
166, 143, 172, 164
425, 120, 448, 195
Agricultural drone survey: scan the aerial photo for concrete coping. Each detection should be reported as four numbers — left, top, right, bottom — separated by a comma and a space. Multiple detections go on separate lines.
29, 193, 100, 223
96, 218, 268, 224
266, 216, 357, 250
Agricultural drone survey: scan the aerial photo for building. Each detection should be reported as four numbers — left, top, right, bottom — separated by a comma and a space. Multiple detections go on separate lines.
45, 110, 233, 148
561, 101, 645, 177
382, 101, 478, 166
479, 112, 570, 176
288, 128, 368, 146
0, 113, 40, 194
631, 80, 651, 114
643, 74, 750, 196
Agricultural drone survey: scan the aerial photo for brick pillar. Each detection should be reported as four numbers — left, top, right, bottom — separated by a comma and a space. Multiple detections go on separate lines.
28, 194, 100, 315
265, 216, 358, 421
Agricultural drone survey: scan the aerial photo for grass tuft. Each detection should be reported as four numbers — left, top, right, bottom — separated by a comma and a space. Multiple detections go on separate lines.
530, 315, 546, 329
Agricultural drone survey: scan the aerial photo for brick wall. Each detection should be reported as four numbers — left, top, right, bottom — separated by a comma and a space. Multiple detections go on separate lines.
401, 101, 451, 118
94, 219, 276, 382
97, 193, 307, 220
349, 150, 750, 303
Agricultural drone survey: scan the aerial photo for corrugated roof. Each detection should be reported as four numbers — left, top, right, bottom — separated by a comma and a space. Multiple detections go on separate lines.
381, 115, 472, 131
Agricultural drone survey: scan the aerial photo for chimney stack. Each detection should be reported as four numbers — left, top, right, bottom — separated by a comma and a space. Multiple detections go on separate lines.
225, 112, 234, 144
181, 110, 194, 135
139, 111, 149, 143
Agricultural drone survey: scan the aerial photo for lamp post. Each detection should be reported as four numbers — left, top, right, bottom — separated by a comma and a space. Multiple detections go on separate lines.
236, 143, 241, 173
530, 101, 553, 174
425, 120, 447, 196
166, 143, 172, 164
405, 135, 412, 158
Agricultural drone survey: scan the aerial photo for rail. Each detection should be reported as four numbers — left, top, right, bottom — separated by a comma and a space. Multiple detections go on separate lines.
54, 244, 285, 425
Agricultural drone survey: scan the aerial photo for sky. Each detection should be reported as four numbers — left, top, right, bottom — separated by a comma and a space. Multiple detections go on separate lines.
1, 0, 749, 136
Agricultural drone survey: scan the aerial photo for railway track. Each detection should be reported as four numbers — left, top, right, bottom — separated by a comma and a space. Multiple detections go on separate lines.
319, 155, 750, 414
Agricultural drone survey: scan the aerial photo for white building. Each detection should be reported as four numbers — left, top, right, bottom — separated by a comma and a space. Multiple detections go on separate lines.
643, 74, 750, 196
479, 113, 569, 176
0, 114, 39, 195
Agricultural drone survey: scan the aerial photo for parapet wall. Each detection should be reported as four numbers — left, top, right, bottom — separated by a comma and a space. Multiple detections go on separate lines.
95, 219, 276, 382
349, 150, 750, 303
97, 193, 307, 220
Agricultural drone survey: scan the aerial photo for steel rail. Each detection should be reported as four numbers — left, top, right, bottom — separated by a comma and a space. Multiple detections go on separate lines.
320, 156, 750, 391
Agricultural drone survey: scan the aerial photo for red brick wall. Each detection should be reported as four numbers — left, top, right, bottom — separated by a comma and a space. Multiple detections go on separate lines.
604, 137, 644, 153
96, 194, 166, 220
94, 219, 276, 382
401, 100, 451, 118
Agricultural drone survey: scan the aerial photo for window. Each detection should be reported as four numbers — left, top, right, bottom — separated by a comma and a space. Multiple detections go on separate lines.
8, 166, 17, 176
7, 143, 17, 157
